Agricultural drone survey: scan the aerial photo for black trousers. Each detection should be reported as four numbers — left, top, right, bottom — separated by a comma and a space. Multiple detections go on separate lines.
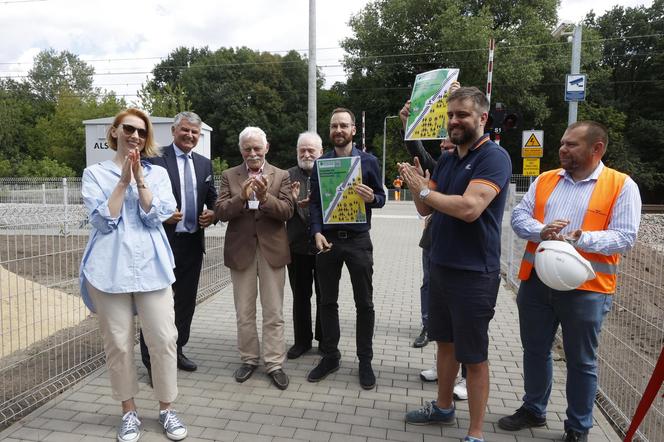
288, 252, 321, 346
140, 232, 204, 368
315, 231, 374, 361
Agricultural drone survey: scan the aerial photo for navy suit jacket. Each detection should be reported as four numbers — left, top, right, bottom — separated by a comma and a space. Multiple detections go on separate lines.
147, 144, 218, 251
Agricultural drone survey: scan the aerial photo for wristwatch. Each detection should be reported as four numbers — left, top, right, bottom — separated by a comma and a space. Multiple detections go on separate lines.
419, 188, 431, 200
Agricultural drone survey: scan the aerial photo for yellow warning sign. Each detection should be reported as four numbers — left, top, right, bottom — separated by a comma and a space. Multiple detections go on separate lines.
523, 158, 540, 176
521, 130, 544, 158
522, 147, 543, 158
525, 134, 541, 147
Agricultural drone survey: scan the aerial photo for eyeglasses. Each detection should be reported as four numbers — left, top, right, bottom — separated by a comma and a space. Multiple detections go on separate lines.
120, 123, 148, 139
329, 123, 354, 130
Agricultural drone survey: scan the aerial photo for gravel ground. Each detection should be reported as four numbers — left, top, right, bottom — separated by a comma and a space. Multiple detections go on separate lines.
639, 214, 664, 252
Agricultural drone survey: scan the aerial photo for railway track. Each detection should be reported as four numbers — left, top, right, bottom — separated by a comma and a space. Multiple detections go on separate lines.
642, 204, 664, 214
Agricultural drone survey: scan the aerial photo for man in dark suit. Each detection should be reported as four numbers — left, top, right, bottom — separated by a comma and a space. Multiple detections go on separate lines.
286, 131, 324, 359
215, 126, 293, 390
140, 111, 217, 378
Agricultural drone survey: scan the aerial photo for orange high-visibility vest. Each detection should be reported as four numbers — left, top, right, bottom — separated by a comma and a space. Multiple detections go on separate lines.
518, 166, 627, 294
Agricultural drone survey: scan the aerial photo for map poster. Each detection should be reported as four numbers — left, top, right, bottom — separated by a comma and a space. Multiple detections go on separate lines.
405, 68, 460, 141
317, 157, 367, 224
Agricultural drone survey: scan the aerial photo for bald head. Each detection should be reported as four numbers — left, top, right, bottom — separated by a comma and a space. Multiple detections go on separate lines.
568, 121, 608, 156
297, 131, 323, 172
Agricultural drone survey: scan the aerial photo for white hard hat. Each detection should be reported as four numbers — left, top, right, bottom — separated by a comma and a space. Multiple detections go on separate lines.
534, 240, 596, 291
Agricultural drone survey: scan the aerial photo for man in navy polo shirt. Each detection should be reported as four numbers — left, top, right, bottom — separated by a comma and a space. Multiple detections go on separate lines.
399, 87, 512, 442
307, 107, 386, 390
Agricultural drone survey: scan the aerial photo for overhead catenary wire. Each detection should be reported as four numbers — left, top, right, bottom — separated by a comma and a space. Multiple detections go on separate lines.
1, 33, 661, 99
0, 0, 47, 3
21, 78, 664, 102
0, 32, 661, 69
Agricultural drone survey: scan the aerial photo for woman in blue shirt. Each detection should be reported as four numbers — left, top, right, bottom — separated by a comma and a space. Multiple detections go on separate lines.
80, 108, 187, 441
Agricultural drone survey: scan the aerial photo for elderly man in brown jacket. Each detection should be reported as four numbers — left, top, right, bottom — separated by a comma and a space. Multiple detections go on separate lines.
215, 126, 294, 390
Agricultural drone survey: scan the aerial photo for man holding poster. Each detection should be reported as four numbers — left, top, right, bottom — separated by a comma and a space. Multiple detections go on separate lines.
307, 108, 386, 390
399, 87, 511, 442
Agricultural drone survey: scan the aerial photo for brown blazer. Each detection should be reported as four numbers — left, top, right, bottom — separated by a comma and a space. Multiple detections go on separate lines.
215, 162, 294, 270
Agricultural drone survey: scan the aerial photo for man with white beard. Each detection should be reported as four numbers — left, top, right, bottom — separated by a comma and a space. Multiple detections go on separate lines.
285, 132, 324, 359
215, 126, 293, 390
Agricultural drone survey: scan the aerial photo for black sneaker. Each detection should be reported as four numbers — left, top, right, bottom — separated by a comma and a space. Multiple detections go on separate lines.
563, 429, 588, 442
307, 357, 340, 382
413, 328, 429, 348
359, 360, 376, 390
498, 406, 546, 431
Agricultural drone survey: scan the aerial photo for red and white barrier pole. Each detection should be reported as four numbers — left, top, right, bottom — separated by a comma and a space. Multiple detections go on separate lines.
624, 347, 664, 441
486, 38, 495, 106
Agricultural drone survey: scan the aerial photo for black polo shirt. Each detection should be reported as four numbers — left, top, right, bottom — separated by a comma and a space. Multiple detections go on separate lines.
429, 135, 512, 272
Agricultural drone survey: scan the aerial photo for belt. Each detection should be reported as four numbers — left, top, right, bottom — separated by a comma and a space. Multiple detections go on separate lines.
325, 230, 367, 239
174, 230, 199, 237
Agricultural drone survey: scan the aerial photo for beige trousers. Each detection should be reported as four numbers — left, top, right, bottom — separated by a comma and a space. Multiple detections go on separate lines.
230, 249, 286, 373
87, 282, 178, 403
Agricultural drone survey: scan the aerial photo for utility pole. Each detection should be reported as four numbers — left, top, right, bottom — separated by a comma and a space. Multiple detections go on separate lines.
568, 25, 582, 126
308, 0, 317, 132
382, 115, 399, 186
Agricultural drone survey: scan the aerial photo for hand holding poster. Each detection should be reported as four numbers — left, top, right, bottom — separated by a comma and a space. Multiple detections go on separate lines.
317, 157, 367, 224
405, 68, 460, 140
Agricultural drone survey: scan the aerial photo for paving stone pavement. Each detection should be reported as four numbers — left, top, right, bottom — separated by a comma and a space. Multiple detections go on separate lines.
0, 202, 621, 442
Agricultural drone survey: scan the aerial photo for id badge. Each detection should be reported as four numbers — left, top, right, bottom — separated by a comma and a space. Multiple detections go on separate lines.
248, 200, 260, 210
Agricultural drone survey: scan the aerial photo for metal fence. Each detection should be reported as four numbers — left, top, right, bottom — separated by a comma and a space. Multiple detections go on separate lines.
1, 177, 662, 439
501, 183, 664, 442
0, 177, 230, 429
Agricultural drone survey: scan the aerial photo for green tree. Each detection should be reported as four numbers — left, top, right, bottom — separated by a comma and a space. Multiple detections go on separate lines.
211, 157, 229, 175
585, 0, 664, 201
0, 159, 12, 177
0, 79, 46, 162
340, 0, 559, 183
15, 157, 76, 177
28, 49, 95, 102
151, 47, 311, 169
148, 46, 212, 91
33, 90, 125, 174
137, 82, 192, 117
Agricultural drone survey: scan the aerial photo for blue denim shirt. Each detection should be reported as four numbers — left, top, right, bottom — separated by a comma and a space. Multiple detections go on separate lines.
79, 160, 176, 313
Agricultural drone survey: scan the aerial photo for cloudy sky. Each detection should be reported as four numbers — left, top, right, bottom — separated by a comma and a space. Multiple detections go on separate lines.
0, 0, 652, 101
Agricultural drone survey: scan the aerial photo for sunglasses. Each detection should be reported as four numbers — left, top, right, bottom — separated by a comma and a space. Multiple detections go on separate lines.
120, 123, 148, 139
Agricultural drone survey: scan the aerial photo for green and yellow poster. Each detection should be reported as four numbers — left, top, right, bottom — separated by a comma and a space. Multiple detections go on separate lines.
317, 157, 367, 224
405, 68, 460, 140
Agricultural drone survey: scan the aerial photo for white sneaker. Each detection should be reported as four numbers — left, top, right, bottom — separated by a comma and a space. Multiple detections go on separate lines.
453, 377, 468, 400
117, 410, 141, 442
420, 366, 437, 382
159, 409, 188, 440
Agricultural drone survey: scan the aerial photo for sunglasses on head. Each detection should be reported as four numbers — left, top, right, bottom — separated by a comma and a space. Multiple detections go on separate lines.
120, 123, 148, 139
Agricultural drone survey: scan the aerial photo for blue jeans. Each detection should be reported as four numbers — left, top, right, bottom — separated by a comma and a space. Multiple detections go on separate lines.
517, 273, 613, 433
420, 248, 431, 329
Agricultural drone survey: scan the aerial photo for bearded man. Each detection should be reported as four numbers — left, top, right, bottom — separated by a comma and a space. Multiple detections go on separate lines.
285, 132, 324, 359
